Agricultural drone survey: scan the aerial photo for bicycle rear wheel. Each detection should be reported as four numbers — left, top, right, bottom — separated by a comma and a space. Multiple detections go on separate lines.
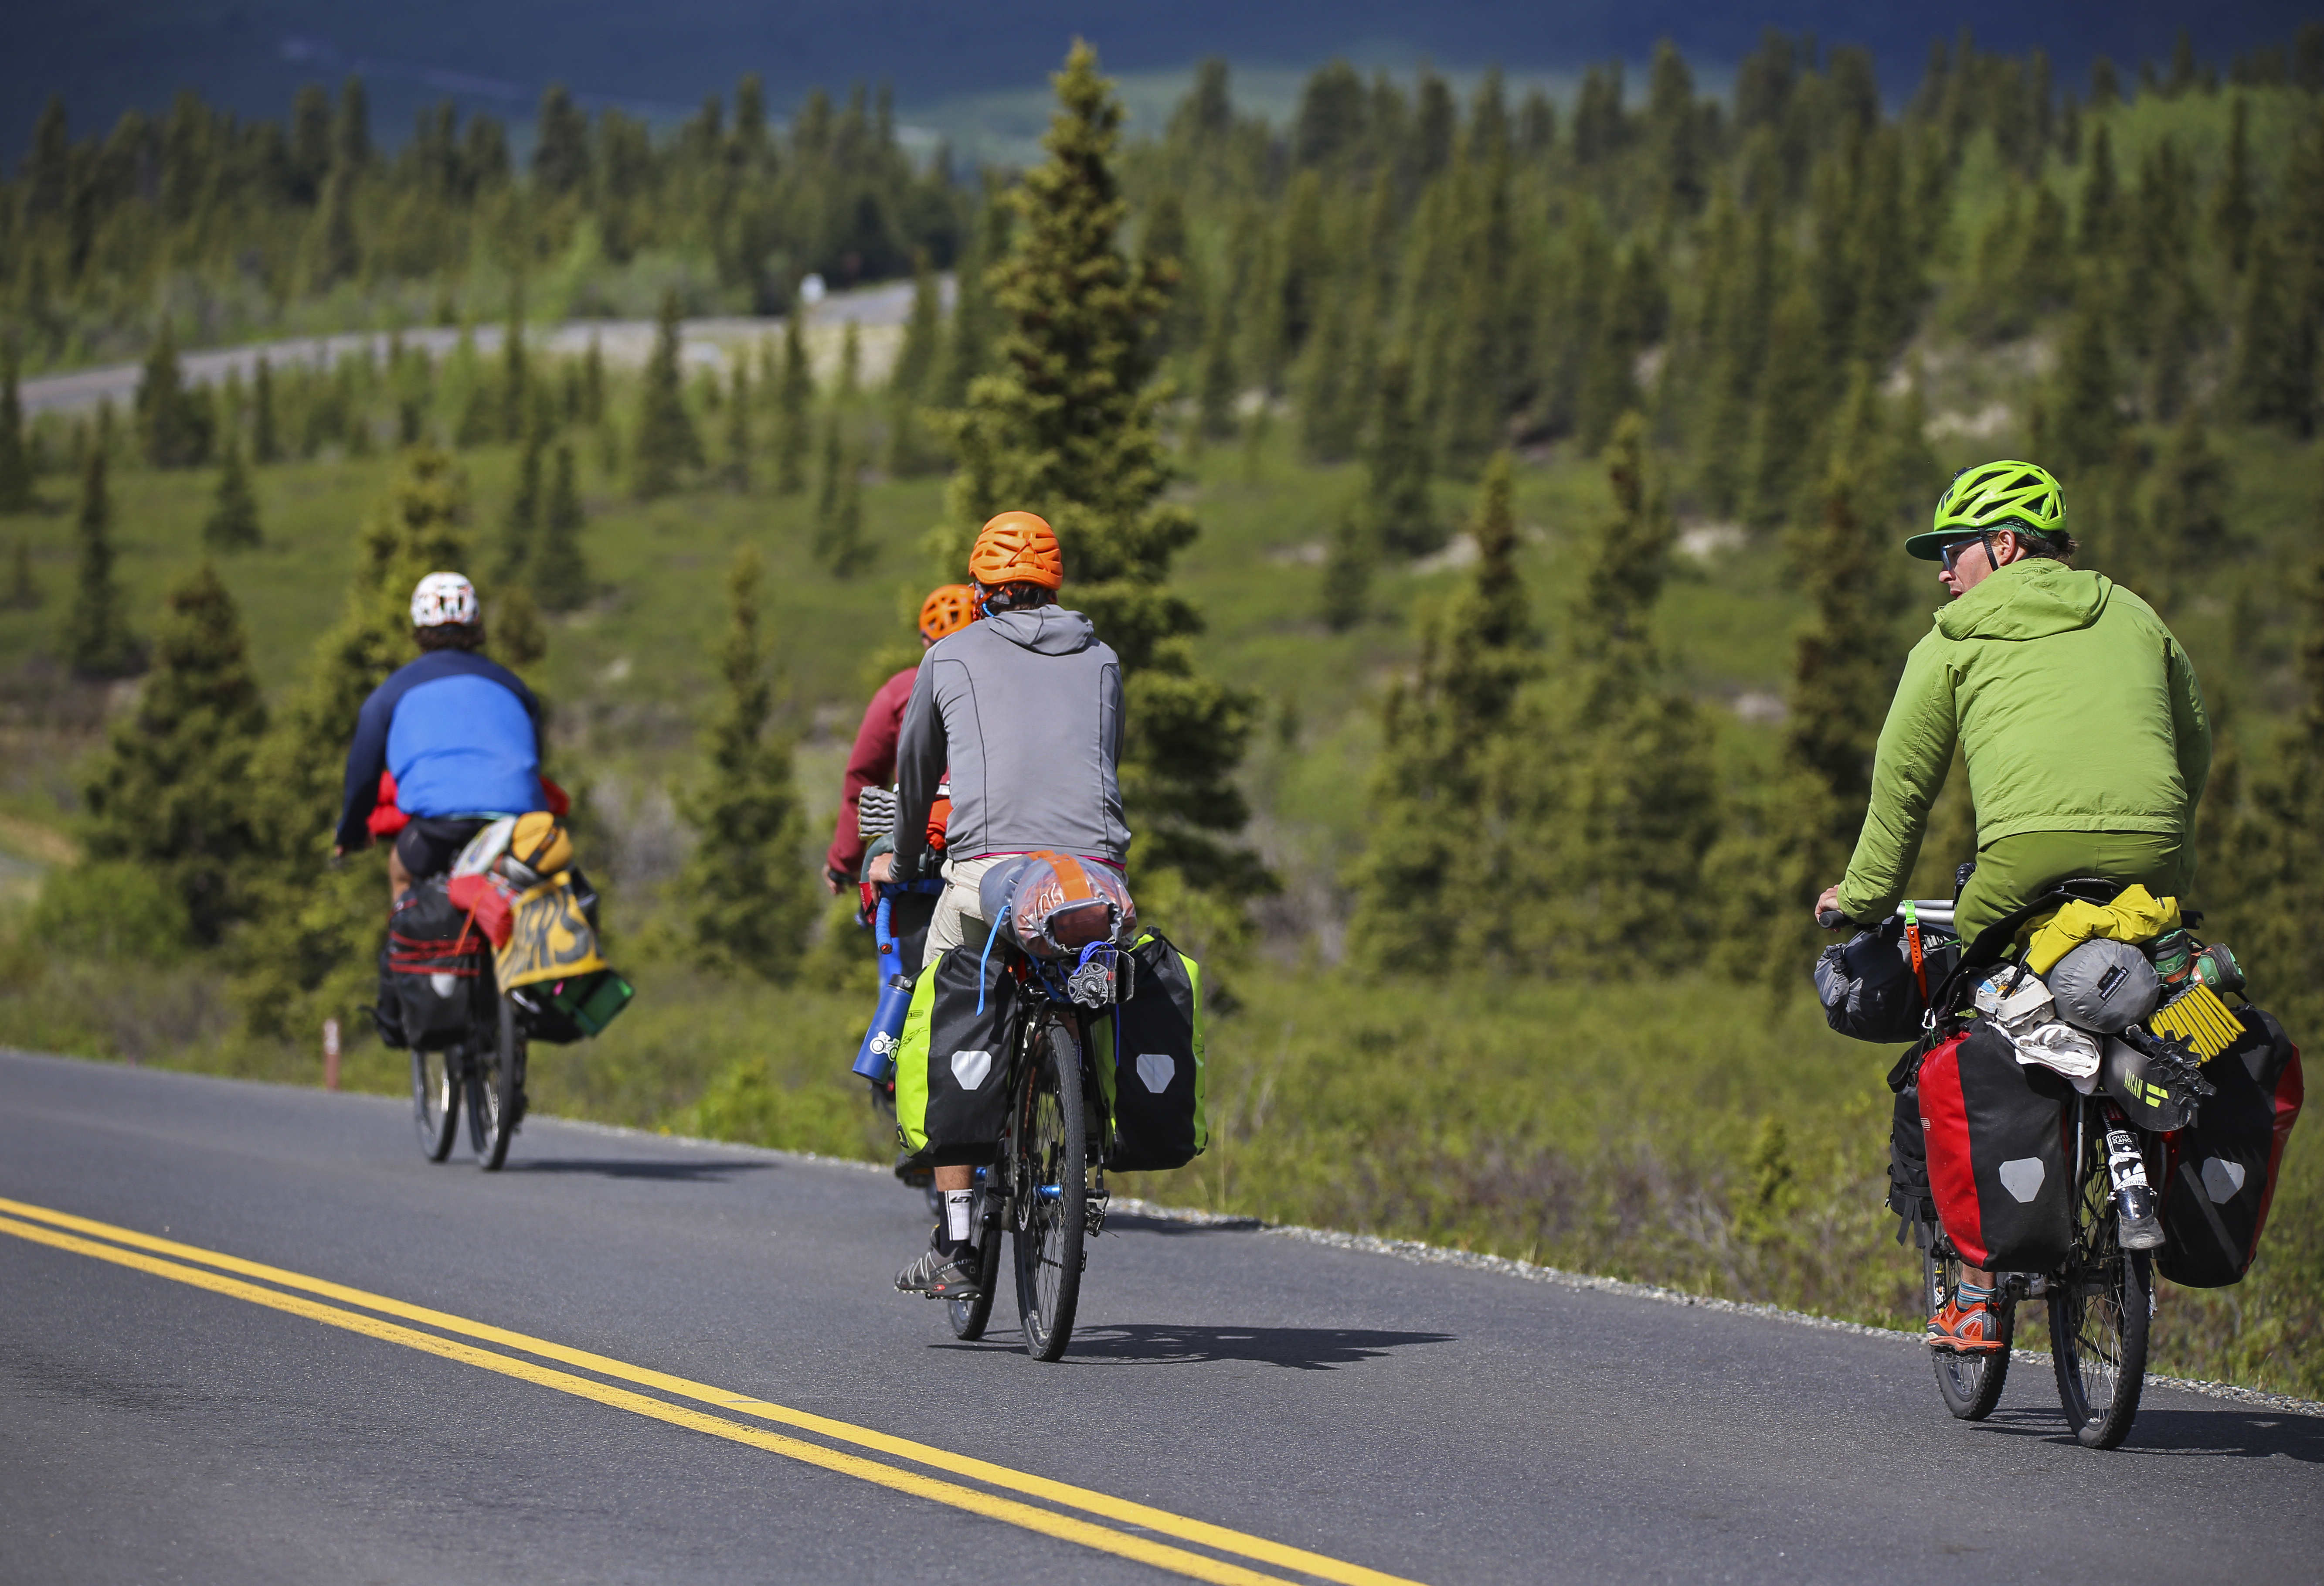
947, 1172, 1005, 1341
2049, 1147, 2151, 1449
1011, 1019, 1086, 1361
466, 994, 525, 1172
412, 1048, 459, 1162
1924, 1239, 2011, 1419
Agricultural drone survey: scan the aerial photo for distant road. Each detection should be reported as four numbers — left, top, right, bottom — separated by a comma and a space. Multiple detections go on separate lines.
4, 1048, 2321, 1585
17, 274, 951, 418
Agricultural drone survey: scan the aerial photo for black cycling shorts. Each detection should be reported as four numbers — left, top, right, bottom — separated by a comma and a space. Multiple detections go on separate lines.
394, 817, 489, 881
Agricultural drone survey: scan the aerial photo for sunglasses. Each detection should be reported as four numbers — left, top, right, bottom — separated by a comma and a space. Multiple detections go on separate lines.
1939, 534, 1993, 575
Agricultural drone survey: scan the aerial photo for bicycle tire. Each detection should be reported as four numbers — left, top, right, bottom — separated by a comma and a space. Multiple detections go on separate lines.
467, 993, 524, 1172
947, 1176, 1004, 1341
1012, 1018, 1086, 1361
412, 1048, 459, 1163
1924, 1239, 2011, 1419
2049, 1143, 2151, 1449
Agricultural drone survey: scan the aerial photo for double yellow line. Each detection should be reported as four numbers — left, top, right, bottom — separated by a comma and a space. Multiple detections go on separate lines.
0, 1195, 1421, 1586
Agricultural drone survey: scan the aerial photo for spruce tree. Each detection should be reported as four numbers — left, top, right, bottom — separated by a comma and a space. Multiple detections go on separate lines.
1488, 415, 1719, 974
63, 448, 137, 677
2079, 122, 2119, 257
581, 337, 606, 425
1363, 353, 1437, 555
774, 313, 813, 494
2046, 295, 2124, 473
1318, 504, 1372, 631
678, 548, 815, 981
938, 41, 1262, 910
2147, 410, 2231, 587
887, 253, 944, 475
534, 444, 592, 612
5, 538, 36, 609
1742, 279, 1825, 529
233, 449, 473, 1037
722, 360, 751, 491
838, 320, 861, 402
499, 422, 544, 579
1346, 453, 1536, 971
632, 289, 699, 498
2215, 95, 2256, 274
251, 355, 280, 464
2234, 232, 2309, 432
499, 286, 529, 442
1196, 301, 1240, 440
203, 439, 263, 551
82, 562, 267, 941
136, 320, 204, 469
0, 337, 32, 511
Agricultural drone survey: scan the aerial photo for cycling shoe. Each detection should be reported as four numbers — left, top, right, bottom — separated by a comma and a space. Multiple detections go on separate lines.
1926, 1295, 2005, 1354
895, 1239, 984, 1300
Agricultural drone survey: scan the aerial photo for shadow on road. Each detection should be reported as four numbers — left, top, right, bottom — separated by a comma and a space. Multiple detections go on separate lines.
1979, 1404, 2324, 1461
1106, 1213, 1266, 1236
1032, 1324, 1455, 1370
509, 1157, 774, 1183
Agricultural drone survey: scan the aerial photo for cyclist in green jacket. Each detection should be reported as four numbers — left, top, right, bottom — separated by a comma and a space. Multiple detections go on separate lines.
1814, 459, 2212, 1352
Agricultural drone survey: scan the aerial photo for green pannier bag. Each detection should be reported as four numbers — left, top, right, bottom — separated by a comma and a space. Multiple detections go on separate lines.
1090, 929, 1208, 1173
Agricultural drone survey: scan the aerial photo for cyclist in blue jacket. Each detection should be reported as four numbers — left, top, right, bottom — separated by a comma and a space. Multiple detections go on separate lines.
333, 572, 549, 902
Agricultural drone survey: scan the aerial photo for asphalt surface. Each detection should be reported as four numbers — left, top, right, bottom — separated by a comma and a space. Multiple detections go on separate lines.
3, 1048, 2320, 1586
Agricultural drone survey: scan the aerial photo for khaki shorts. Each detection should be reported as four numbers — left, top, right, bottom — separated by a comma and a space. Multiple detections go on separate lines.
918, 854, 1014, 972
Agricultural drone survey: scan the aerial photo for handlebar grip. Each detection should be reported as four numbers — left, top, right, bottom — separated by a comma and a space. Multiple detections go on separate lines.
1816, 909, 1848, 930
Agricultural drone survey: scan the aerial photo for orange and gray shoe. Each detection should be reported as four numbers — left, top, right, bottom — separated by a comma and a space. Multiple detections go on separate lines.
1926, 1293, 2005, 1354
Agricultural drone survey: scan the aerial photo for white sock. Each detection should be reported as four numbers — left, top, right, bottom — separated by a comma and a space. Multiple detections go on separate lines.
944, 1190, 973, 1245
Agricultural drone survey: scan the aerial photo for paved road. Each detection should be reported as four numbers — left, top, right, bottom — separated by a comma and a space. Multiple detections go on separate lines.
3, 1049, 2319, 1586
16, 275, 951, 417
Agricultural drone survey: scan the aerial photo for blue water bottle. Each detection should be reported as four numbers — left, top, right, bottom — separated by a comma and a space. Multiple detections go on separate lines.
853, 891, 914, 1082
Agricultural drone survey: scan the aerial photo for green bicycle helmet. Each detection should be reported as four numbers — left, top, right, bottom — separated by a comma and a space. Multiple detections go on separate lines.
1904, 460, 2068, 560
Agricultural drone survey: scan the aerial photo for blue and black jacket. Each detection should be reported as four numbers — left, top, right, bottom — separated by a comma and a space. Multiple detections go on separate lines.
335, 650, 545, 852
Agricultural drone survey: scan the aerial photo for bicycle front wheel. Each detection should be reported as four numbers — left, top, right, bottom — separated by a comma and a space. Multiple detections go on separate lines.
2049, 1150, 2151, 1449
1924, 1239, 2011, 1419
412, 1048, 459, 1163
466, 994, 525, 1172
1012, 1019, 1087, 1361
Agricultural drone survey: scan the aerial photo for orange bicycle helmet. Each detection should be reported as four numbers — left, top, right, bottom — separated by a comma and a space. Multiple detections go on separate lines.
918, 583, 977, 644
968, 511, 1064, 590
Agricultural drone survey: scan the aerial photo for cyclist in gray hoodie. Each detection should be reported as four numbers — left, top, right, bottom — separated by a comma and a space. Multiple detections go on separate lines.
867, 511, 1128, 1297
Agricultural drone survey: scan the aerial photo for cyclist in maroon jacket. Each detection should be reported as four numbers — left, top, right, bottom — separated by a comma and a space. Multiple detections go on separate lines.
823, 585, 978, 893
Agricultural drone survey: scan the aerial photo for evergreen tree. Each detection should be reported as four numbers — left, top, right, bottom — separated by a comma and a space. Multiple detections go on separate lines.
5, 538, 36, 609
1742, 279, 1825, 528
233, 449, 473, 1037
815, 412, 844, 523
2046, 294, 2124, 473
0, 337, 32, 511
136, 320, 205, 469
774, 313, 813, 494
63, 448, 137, 677
887, 253, 944, 475
581, 337, 606, 426
2215, 95, 2256, 274
82, 562, 267, 941
1489, 415, 1719, 974
1346, 453, 1535, 970
632, 289, 699, 498
1362, 353, 1437, 555
499, 422, 544, 579
678, 548, 815, 981
822, 451, 872, 579
1195, 300, 1240, 440
499, 286, 529, 441
2079, 122, 2119, 257
2235, 232, 2310, 432
310, 167, 362, 289
1318, 504, 1372, 632
838, 320, 862, 401
492, 583, 548, 671
1296, 286, 1359, 461
722, 359, 751, 491
939, 41, 1263, 911
2147, 410, 2231, 587
534, 444, 592, 612
251, 356, 280, 464
203, 439, 263, 551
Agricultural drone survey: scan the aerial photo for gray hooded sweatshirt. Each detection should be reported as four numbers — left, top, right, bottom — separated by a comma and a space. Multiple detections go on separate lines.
891, 606, 1129, 876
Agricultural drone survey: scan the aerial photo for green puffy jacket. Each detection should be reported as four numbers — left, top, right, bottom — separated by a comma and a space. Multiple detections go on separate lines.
1836, 557, 2211, 920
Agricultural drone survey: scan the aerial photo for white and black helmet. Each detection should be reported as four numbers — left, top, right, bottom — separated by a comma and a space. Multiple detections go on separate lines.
411, 572, 479, 629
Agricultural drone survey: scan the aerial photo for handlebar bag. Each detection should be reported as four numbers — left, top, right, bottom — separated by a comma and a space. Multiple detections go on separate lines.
2156, 1005, 2304, 1289
1917, 1022, 2074, 1272
893, 944, 1019, 1167
1088, 929, 1208, 1173
1813, 911, 1960, 1044
381, 877, 486, 1051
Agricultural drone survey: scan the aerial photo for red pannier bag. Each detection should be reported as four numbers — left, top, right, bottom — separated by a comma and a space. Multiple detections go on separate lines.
1916, 1022, 2075, 1273
2157, 1005, 2304, 1289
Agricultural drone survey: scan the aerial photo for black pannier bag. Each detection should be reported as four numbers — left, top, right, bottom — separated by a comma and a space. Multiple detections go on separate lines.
377, 878, 485, 1050
1884, 1037, 1943, 1244
2157, 1004, 2304, 1289
1814, 909, 1961, 1044
1918, 1021, 2075, 1272
1090, 930, 1209, 1173
893, 944, 1020, 1167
